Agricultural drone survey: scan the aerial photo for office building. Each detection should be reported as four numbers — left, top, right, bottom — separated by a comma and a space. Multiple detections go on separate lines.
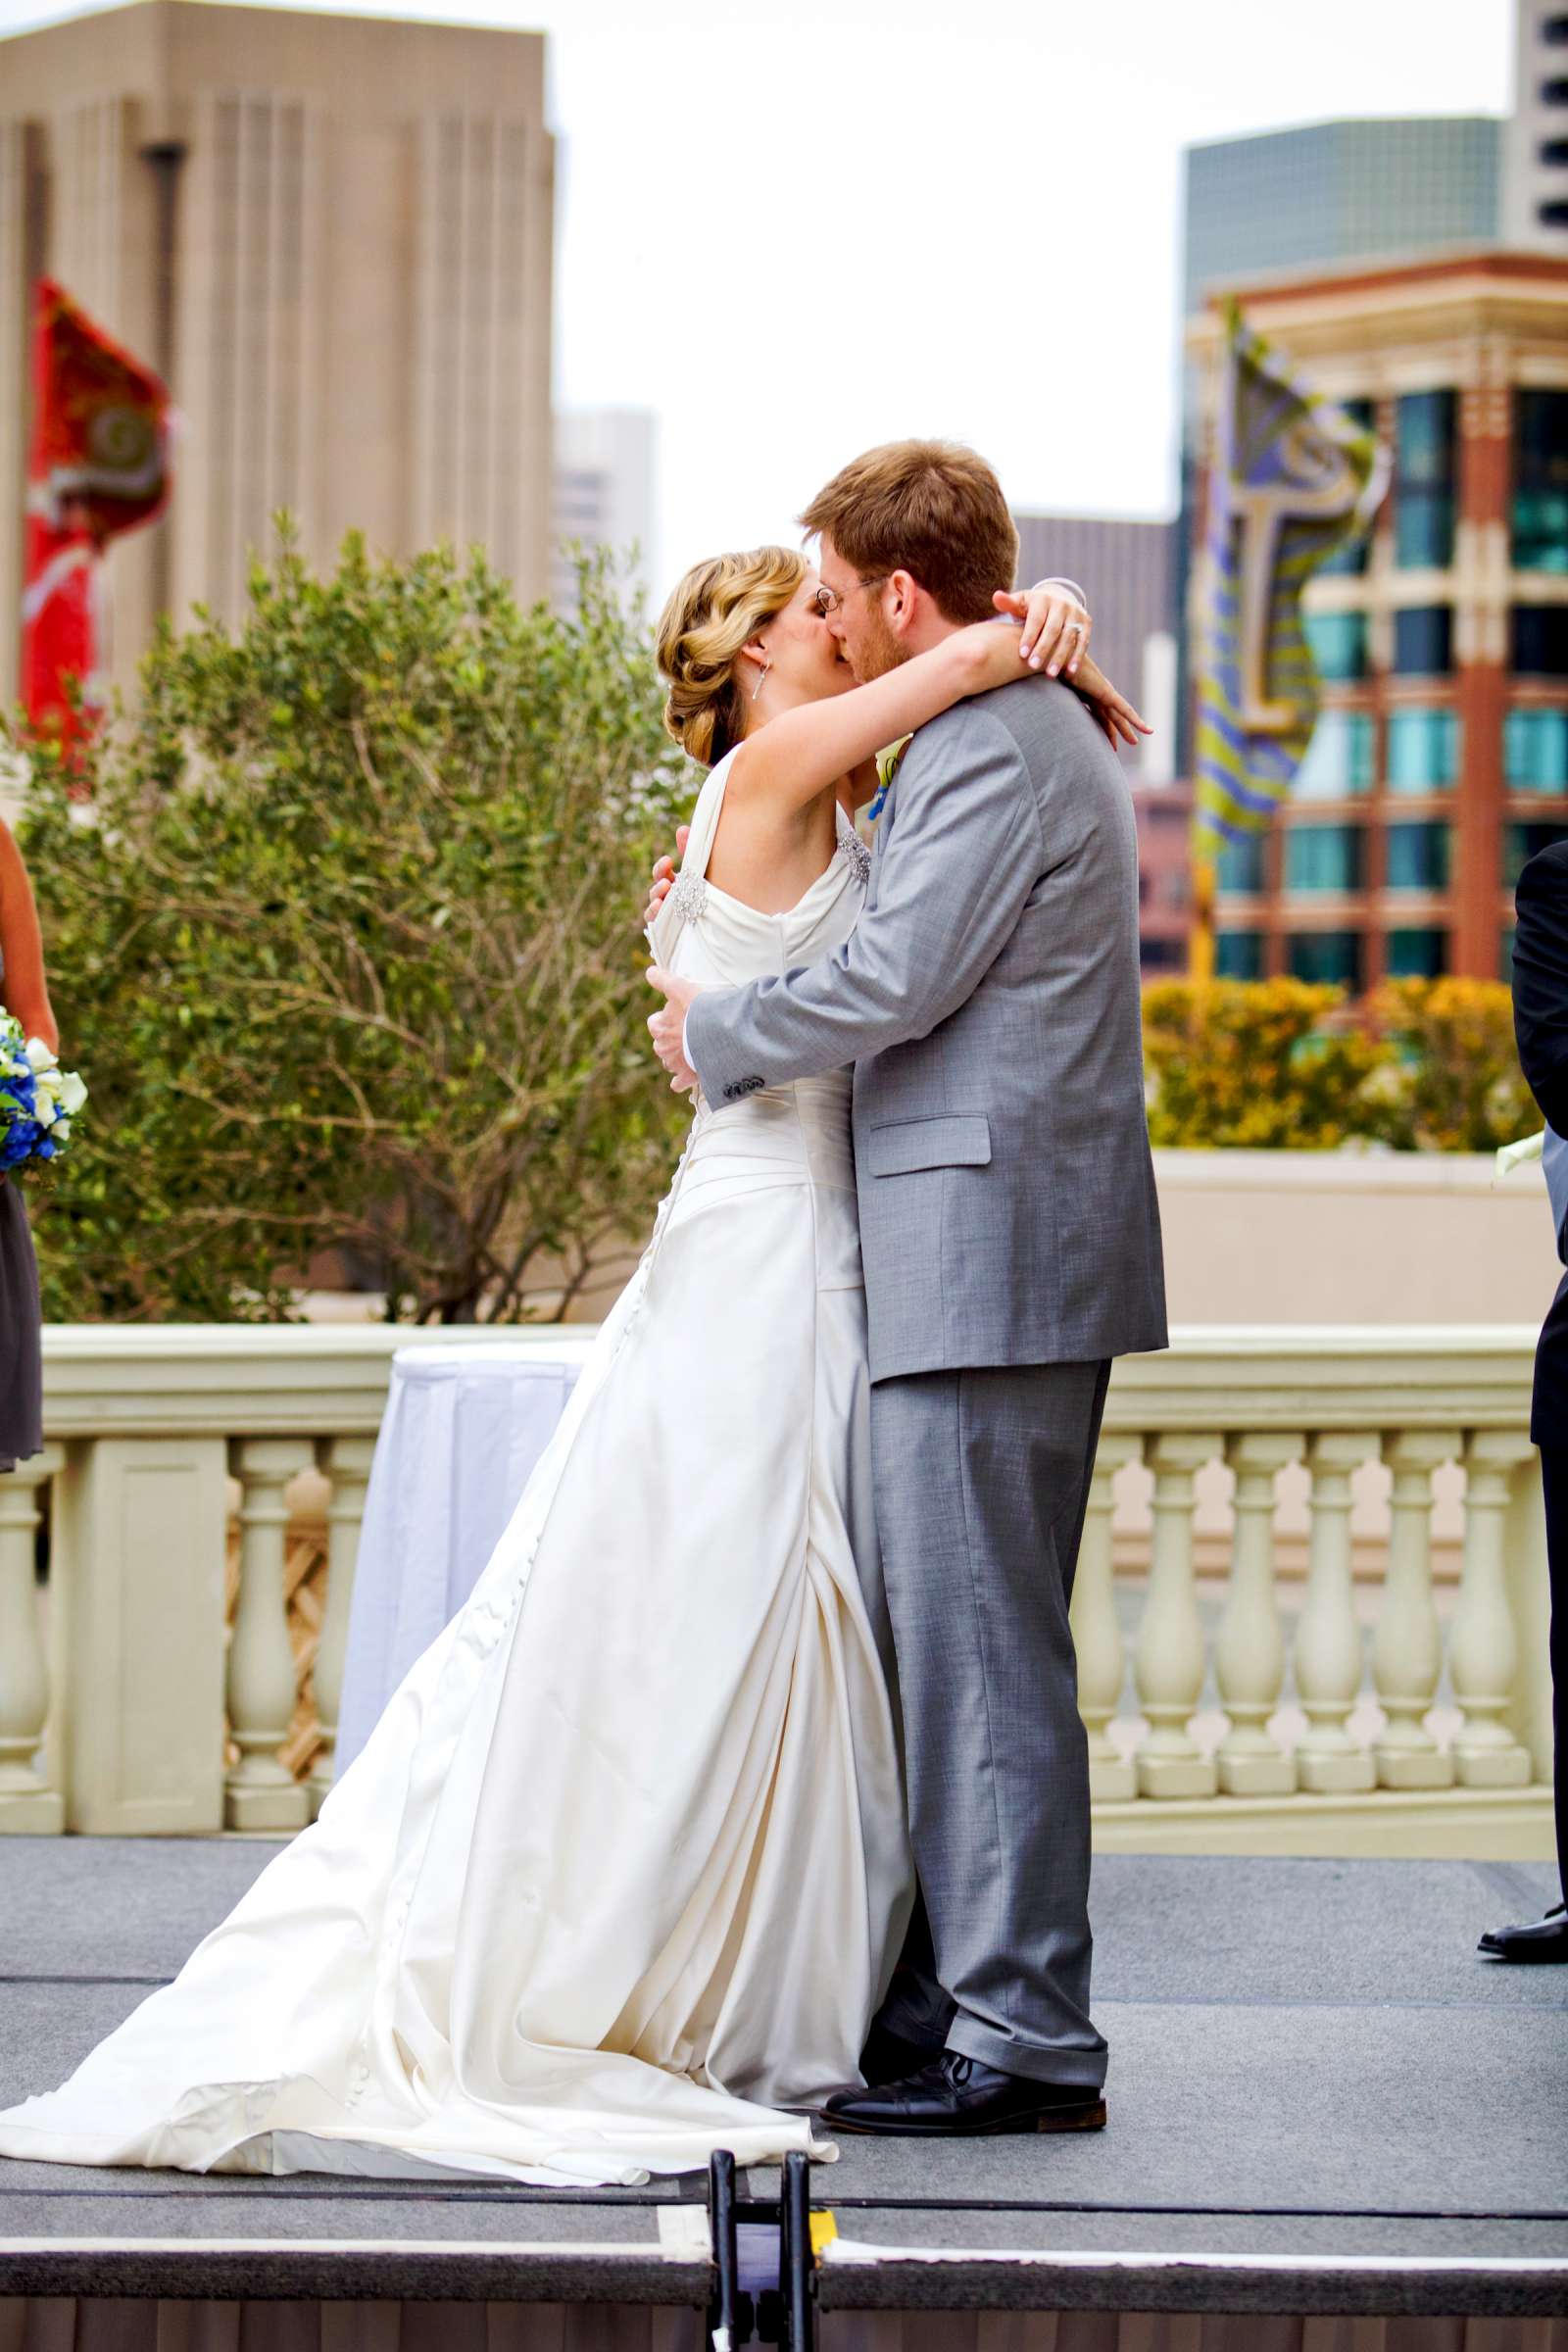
1010, 514, 1186, 967
1184, 119, 1502, 326
1505, 2, 1568, 246
1186, 246, 1568, 989
1012, 511, 1178, 782
1177, 114, 1505, 764
1131, 779, 1195, 973
553, 407, 657, 615
0, 2, 556, 710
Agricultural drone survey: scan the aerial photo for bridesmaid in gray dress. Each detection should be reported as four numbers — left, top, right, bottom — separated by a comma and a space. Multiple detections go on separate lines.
0, 818, 56, 1475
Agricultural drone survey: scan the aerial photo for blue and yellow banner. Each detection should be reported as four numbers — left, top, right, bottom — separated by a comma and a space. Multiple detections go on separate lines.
1193, 301, 1386, 865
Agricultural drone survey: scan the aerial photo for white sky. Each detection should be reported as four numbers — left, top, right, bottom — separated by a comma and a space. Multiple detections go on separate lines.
0, 0, 1516, 598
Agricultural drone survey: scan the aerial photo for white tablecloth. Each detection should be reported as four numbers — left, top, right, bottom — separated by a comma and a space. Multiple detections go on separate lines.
335, 1340, 592, 1775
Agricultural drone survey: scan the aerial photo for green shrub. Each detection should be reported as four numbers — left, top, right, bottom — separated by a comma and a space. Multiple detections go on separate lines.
1143, 975, 1534, 1152
1365, 978, 1537, 1152
12, 527, 693, 1322
1142, 978, 1389, 1150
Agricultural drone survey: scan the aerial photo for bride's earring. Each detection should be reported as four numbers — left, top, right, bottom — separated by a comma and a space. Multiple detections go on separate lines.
753, 660, 770, 703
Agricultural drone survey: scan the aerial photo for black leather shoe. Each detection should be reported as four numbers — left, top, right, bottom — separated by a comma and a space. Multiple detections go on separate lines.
821, 2050, 1106, 2136
1478, 1903, 1568, 1962
858, 2018, 946, 2088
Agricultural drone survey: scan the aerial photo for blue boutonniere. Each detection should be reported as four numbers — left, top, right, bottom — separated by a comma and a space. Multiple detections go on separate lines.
867, 734, 911, 826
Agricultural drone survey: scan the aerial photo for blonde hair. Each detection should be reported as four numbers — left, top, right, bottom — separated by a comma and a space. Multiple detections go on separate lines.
656, 545, 808, 767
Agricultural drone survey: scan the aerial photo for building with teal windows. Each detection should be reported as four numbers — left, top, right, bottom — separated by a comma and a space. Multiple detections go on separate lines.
1187, 247, 1568, 989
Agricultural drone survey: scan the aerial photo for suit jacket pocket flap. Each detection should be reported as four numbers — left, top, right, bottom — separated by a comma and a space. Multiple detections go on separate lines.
865, 1115, 993, 1177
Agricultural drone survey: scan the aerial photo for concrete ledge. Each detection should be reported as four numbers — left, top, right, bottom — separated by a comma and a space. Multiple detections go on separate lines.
0, 2235, 710, 2305
1088, 1784, 1557, 1857
36, 1322, 1546, 1437
39, 1323, 581, 1438
815, 2238, 1568, 2320
1152, 1150, 1547, 1199
1152, 1151, 1560, 1325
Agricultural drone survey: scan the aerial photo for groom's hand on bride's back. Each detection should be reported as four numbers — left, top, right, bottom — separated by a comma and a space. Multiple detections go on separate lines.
644, 825, 691, 930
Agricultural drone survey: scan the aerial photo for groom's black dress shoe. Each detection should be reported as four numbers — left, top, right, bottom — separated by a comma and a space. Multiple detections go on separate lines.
1478, 1902, 1568, 1962
822, 2050, 1106, 2136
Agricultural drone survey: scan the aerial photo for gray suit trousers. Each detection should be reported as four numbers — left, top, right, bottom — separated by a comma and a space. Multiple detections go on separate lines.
869, 1358, 1111, 2089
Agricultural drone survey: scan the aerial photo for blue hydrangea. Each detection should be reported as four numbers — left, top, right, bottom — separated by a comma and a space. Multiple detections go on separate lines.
0, 1119, 42, 1168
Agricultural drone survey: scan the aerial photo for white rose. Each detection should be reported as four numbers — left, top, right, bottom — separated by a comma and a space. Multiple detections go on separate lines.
51, 1117, 72, 1144
24, 1037, 57, 1075
58, 1071, 87, 1114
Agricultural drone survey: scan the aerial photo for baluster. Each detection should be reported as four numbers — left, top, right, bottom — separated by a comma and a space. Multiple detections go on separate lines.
1215, 1432, 1302, 1797
1071, 1432, 1140, 1802
1449, 1432, 1534, 1788
1373, 1431, 1459, 1789
1502, 1447, 1555, 1783
1293, 1432, 1379, 1793
0, 1448, 64, 1832
226, 1437, 314, 1833
1134, 1433, 1221, 1799
309, 1435, 375, 1818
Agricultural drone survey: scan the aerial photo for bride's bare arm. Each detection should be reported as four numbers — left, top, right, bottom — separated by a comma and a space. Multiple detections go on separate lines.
729, 622, 1036, 817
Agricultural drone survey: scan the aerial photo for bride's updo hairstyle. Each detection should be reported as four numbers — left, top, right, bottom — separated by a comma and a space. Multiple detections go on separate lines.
656, 545, 808, 768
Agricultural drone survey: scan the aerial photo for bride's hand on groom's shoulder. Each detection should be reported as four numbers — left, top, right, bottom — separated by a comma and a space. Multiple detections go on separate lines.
993, 581, 1092, 677
643, 825, 691, 930
987, 587, 1151, 750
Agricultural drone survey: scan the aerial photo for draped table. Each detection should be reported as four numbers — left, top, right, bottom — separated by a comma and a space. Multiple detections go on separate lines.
334, 1338, 594, 1775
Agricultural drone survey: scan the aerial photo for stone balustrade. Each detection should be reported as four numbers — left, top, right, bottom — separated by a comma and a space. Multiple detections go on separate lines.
0, 1324, 1555, 1856
1082, 1329, 1553, 1853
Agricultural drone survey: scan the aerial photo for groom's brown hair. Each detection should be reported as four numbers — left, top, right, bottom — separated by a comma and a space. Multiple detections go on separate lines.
799, 440, 1019, 626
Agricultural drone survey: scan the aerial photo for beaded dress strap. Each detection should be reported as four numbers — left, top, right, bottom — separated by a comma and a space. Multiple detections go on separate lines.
644, 750, 737, 963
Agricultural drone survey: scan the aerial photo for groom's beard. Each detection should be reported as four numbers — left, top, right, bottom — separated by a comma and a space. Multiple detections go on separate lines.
851, 604, 906, 683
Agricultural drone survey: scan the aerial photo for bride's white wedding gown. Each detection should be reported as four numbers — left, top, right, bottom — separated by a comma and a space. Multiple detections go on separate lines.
0, 752, 912, 2189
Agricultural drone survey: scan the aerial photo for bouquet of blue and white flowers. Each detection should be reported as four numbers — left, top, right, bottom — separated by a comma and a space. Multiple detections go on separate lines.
0, 1008, 86, 1173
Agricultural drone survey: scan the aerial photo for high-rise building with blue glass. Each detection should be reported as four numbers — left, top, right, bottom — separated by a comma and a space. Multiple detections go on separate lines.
1184, 119, 1502, 325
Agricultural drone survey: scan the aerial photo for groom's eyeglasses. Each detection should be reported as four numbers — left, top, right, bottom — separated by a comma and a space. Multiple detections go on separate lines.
812, 574, 888, 620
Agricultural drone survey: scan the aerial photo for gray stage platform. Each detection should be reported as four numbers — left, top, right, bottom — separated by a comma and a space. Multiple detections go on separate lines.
0, 1842, 1565, 2319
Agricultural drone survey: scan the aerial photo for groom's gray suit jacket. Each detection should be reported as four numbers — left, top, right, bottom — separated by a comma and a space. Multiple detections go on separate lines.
686, 675, 1168, 1382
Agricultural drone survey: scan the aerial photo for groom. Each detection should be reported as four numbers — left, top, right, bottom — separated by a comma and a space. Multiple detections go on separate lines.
648, 440, 1167, 2134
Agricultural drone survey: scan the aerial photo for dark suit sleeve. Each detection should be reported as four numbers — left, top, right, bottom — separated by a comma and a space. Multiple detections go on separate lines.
1514, 846, 1568, 1139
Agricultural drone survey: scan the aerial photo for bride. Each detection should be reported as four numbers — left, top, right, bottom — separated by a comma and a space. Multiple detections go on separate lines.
0, 552, 1139, 2190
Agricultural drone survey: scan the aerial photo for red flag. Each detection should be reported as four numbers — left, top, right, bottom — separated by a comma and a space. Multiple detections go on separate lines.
21, 277, 174, 760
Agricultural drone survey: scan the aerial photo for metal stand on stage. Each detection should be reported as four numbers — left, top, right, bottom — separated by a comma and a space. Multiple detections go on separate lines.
708, 2148, 816, 2352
